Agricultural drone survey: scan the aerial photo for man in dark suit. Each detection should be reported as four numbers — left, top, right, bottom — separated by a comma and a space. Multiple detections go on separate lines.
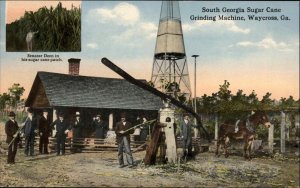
38, 109, 51, 154
115, 113, 135, 168
72, 112, 84, 139
51, 112, 70, 155
180, 114, 198, 157
23, 108, 38, 156
93, 114, 107, 139
5, 111, 20, 164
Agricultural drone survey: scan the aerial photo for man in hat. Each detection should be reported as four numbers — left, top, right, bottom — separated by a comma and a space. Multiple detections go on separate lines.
38, 109, 51, 154
50, 112, 70, 155
180, 114, 198, 157
115, 113, 135, 168
72, 111, 83, 139
70, 111, 84, 152
92, 114, 107, 139
23, 107, 38, 156
5, 111, 20, 164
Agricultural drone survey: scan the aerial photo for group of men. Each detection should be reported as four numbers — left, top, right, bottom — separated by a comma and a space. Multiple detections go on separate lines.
114, 113, 198, 167
5, 108, 198, 166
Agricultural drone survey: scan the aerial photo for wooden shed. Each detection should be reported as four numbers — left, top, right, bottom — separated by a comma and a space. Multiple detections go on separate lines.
25, 71, 163, 136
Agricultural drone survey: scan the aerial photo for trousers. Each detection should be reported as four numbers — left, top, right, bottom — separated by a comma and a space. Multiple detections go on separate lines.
183, 137, 193, 155
56, 134, 66, 155
118, 137, 134, 165
24, 135, 35, 156
39, 134, 49, 154
8, 140, 18, 163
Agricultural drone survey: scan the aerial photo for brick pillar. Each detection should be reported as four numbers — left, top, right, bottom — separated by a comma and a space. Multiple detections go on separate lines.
68, 58, 81, 76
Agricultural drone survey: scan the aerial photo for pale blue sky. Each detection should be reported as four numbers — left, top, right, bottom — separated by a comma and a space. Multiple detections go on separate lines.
0, 1, 299, 100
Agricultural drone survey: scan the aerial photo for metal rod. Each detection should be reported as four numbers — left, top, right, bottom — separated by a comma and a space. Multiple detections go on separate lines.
122, 119, 157, 133
192, 55, 199, 134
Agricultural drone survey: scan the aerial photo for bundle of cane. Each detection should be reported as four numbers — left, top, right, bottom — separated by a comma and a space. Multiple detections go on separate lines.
8, 125, 25, 148
8, 117, 30, 147
120, 119, 156, 134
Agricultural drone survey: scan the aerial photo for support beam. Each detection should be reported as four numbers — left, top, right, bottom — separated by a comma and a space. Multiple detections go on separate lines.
295, 114, 300, 141
268, 121, 274, 154
144, 123, 164, 165
280, 111, 286, 153
52, 108, 57, 122
214, 115, 218, 141
109, 112, 113, 130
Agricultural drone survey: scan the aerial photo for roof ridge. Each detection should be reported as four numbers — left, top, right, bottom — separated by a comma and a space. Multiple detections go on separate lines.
37, 71, 147, 81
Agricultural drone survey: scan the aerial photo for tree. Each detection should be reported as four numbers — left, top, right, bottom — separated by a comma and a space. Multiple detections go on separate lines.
247, 90, 260, 110
261, 92, 275, 110
8, 83, 25, 107
0, 93, 11, 110
280, 95, 297, 110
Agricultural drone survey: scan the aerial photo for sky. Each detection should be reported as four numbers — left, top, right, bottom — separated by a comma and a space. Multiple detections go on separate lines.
0, 1, 299, 100
6, 1, 81, 24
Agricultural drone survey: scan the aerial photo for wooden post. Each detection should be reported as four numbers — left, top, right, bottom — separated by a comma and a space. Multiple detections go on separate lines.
214, 115, 218, 141
295, 114, 300, 140
52, 108, 57, 121
280, 111, 286, 153
109, 112, 113, 130
268, 120, 274, 154
50, 108, 57, 153
194, 114, 198, 138
285, 114, 290, 141
144, 123, 164, 165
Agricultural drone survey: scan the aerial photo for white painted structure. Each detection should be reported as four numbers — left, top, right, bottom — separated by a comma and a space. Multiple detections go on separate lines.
159, 105, 177, 163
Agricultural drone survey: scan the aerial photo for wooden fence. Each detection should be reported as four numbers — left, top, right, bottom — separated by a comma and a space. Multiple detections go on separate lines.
212, 111, 300, 154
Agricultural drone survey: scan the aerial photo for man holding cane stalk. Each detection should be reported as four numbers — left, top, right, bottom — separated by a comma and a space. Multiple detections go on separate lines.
5, 111, 21, 164
115, 113, 135, 168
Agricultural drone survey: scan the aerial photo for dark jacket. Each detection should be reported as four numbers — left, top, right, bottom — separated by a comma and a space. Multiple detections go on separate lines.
50, 119, 70, 137
180, 120, 197, 140
5, 119, 20, 144
71, 119, 84, 138
39, 115, 52, 137
93, 120, 107, 139
23, 116, 38, 137
115, 121, 134, 144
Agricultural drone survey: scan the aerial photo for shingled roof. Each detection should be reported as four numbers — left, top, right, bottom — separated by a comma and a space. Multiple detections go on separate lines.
25, 71, 163, 110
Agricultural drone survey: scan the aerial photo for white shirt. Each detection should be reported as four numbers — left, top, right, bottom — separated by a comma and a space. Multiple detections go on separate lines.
184, 119, 188, 124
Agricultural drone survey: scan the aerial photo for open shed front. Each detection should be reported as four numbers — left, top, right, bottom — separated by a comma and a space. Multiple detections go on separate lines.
24, 71, 162, 151
33, 106, 158, 138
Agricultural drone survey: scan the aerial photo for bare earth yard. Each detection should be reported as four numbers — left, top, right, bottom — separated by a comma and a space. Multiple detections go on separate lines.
0, 147, 299, 187
0, 122, 299, 187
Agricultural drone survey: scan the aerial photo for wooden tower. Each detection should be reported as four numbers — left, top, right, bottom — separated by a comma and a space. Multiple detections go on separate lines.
151, 1, 191, 100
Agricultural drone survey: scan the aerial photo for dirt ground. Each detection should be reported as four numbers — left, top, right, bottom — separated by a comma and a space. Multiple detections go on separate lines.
0, 146, 299, 187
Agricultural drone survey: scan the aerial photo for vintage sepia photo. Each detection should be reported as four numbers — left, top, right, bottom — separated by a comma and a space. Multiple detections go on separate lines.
0, 1, 299, 187
6, 1, 81, 52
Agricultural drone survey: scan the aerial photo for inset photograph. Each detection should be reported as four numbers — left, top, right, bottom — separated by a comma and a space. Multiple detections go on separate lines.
6, 1, 81, 52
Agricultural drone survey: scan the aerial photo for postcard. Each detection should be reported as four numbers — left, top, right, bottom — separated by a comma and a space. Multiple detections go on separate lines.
0, 1, 299, 187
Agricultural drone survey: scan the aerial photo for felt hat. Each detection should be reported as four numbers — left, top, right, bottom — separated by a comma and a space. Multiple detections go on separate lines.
27, 107, 33, 113
75, 112, 80, 116
8, 111, 16, 117
43, 109, 49, 112
183, 113, 190, 117
120, 112, 126, 118
58, 112, 64, 117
